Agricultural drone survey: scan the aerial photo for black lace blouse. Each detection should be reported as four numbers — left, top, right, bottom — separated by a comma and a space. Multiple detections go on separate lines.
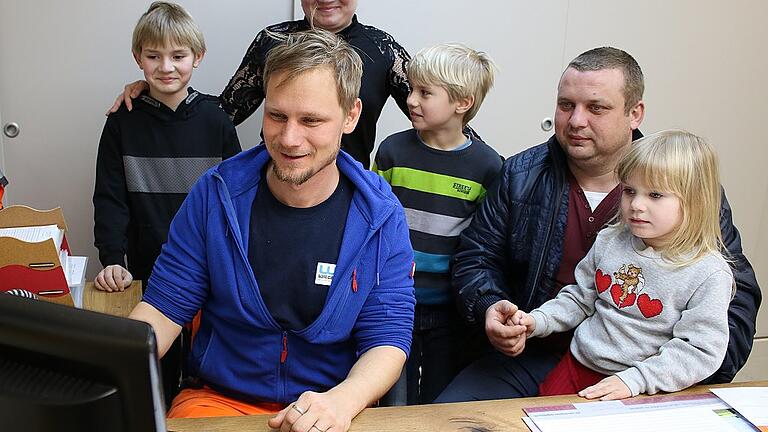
220, 15, 411, 168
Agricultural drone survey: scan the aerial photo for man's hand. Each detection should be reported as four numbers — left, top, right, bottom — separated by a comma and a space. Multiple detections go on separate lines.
485, 300, 528, 357
268, 346, 402, 431
268, 390, 352, 432
106, 80, 149, 114
578, 375, 632, 400
94, 264, 133, 292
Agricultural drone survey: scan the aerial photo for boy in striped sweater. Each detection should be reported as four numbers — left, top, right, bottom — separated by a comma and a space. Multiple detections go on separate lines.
373, 43, 502, 404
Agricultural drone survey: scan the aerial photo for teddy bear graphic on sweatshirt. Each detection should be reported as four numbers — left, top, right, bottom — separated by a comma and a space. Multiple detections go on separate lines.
594, 264, 664, 318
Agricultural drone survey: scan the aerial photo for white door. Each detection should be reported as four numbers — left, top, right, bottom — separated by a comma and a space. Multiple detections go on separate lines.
0, 1, 291, 279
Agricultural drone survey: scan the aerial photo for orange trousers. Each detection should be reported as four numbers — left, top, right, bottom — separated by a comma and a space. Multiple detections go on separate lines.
167, 387, 285, 418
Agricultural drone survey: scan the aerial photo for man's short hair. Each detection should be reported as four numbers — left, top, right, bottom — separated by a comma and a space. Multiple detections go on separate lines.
263, 29, 363, 113
408, 43, 496, 124
567, 47, 644, 114
132, 1, 206, 56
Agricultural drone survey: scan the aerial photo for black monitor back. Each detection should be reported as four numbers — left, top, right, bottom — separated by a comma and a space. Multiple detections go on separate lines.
0, 294, 165, 432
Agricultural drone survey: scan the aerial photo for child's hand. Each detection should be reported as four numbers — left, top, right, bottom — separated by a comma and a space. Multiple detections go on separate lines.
94, 265, 133, 292
506, 310, 536, 336
519, 311, 536, 336
578, 375, 631, 400
501, 310, 533, 357
505, 310, 536, 336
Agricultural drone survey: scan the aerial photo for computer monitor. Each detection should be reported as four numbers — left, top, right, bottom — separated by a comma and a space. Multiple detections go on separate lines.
0, 293, 166, 432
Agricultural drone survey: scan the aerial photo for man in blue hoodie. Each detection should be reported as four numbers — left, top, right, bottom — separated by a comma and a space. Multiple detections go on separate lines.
128, 29, 415, 432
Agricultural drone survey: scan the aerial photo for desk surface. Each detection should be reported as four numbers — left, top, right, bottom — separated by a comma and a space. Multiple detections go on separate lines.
76, 288, 765, 431
166, 380, 768, 432
82, 280, 142, 317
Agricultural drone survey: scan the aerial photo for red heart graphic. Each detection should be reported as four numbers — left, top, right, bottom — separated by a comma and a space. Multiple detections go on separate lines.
610, 284, 636, 308
622, 292, 637, 308
637, 293, 663, 318
595, 269, 612, 293
610, 284, 621, 305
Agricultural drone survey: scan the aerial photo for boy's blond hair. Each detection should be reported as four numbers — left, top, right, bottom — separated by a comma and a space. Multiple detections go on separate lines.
407, 43, 495, 125
264, 29, 362, 114
132, 1, 206, 56
616, 130, 724, 265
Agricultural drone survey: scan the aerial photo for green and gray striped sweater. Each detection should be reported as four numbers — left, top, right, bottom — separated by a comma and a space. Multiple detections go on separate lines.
373, 129, 502, 305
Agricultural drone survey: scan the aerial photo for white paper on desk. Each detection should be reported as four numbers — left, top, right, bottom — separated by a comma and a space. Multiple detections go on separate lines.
522, 417, 542, 432
0, 224, 64, 248
712, 387, 768, 429
67, 256, 88, 308
526, 394, 756, 432
60, 250, 69, 280
531, 405, 742, 432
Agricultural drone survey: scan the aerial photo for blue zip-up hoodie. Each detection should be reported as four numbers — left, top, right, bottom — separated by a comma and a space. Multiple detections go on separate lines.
143, 144, 415, 404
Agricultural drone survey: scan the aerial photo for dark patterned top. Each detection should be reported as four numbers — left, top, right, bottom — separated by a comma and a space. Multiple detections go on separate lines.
220, 15, 411, 168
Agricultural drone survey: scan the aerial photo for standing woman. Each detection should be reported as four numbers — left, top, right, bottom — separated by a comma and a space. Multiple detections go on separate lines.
113, 0, 411, 168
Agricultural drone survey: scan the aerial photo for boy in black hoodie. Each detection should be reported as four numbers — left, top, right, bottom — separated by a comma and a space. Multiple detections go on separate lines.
92, 1, 240, 402
93, 1, 240, 291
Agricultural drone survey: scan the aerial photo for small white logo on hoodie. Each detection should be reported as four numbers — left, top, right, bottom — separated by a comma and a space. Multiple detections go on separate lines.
315, 262, 336, 286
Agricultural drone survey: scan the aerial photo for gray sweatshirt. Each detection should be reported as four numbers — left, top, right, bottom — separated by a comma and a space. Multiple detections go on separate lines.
530, 225, 732, 396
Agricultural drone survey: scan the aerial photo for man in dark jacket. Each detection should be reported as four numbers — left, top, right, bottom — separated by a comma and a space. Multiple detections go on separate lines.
436, 47, 761, 402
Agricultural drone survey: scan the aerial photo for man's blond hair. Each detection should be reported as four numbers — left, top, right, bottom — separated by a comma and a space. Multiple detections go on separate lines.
132, 1, 206, 55
407, 43, 496, 125
263, 29, 362, 113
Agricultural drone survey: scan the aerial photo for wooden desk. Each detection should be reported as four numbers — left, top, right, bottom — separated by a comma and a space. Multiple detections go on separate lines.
166, 380, 768, 432
82, 280, 142, 317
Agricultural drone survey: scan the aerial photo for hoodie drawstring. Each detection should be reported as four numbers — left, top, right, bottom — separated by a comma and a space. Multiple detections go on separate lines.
376, 231, 382, 286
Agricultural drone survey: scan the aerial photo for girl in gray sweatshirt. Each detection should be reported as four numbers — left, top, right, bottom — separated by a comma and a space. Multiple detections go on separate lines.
518, 130, 733, 400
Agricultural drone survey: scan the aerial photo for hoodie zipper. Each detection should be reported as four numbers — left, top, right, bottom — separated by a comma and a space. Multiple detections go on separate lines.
279, 331, 288, 402
280, 332, 288, 363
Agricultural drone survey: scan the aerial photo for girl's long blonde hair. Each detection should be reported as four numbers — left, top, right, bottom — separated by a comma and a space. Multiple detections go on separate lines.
616, 130, 724, 265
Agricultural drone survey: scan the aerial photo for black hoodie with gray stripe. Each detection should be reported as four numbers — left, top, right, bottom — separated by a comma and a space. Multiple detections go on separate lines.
93, 88, 241, 282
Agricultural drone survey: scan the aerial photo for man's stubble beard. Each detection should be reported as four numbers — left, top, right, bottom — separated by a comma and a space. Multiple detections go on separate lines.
271, 145, 340, 186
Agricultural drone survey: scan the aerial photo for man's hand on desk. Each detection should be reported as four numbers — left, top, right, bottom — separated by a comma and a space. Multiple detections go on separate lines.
94, 264, 133, 292
268, 390, 352, 432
